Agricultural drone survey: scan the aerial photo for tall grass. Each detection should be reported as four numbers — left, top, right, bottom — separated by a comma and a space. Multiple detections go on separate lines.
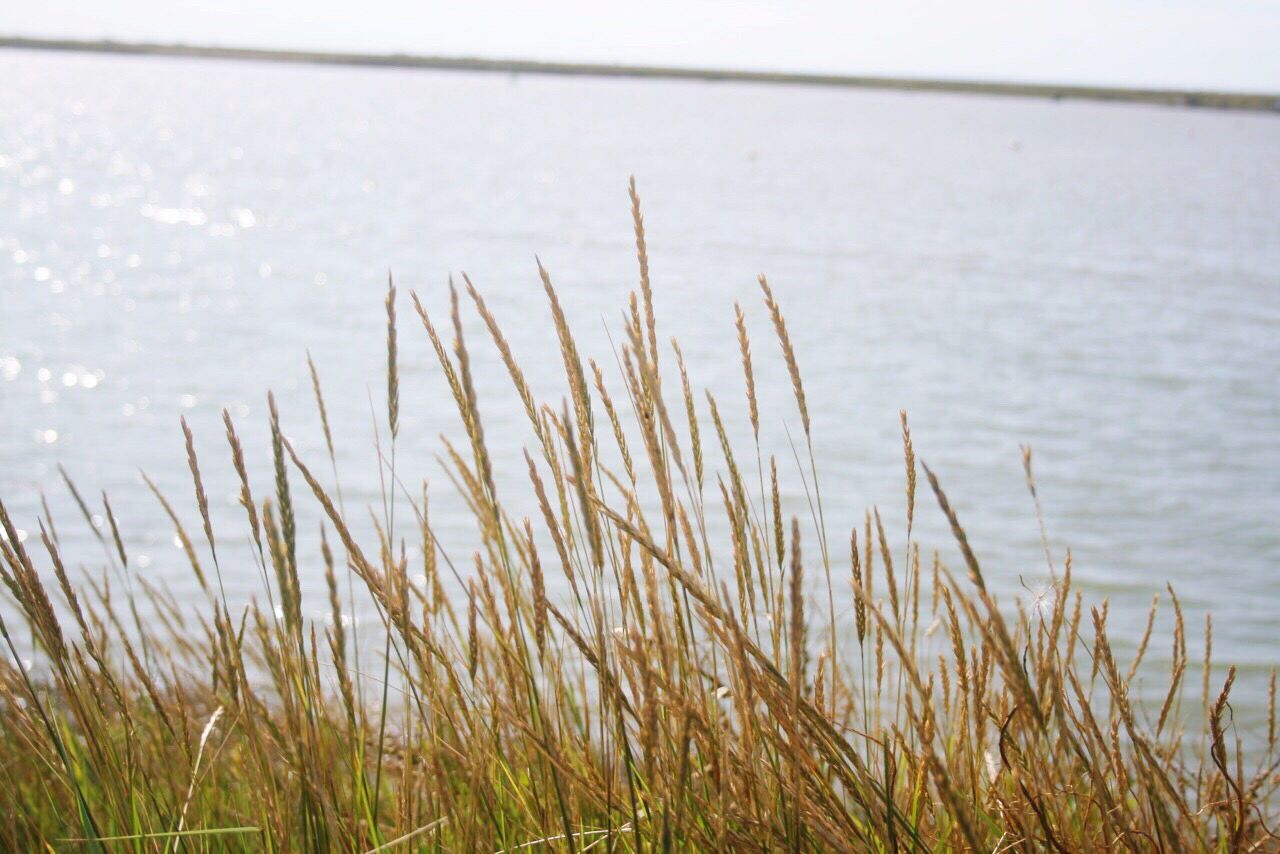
2, 185, 1277, 851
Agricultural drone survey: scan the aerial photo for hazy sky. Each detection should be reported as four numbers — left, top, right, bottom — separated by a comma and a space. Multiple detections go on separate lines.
9, 1, 1280, 92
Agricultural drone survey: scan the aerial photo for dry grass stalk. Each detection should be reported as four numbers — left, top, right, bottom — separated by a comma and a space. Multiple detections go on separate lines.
758, 273, 809, 438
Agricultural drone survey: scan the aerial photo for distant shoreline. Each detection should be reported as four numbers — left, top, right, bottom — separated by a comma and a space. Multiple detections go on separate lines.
4, 35, 1279, 114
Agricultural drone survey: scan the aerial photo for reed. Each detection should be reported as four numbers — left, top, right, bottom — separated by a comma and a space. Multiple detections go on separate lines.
1, 187, 1277, 851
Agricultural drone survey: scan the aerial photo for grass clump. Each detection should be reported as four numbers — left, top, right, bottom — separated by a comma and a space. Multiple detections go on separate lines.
2, 184, 1278, 851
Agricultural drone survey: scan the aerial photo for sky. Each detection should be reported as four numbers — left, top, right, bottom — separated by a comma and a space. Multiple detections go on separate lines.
7, 1, 1280, 93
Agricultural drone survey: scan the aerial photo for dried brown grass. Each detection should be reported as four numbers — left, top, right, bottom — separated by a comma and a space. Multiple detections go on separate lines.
1, 185, 1277, 851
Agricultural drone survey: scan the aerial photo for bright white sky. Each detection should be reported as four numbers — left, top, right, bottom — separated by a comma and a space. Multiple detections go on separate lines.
9, 1, 1280, 92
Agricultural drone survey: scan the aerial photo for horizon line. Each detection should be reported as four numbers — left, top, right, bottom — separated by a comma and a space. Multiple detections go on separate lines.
3, 35, 1279, 114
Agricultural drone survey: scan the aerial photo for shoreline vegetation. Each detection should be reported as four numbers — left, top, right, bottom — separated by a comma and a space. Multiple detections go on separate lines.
5, 34, 1280, 114
2, 185, 1278, 849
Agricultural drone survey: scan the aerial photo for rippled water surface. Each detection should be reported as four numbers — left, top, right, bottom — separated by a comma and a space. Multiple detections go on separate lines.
2, 50, 1278, 709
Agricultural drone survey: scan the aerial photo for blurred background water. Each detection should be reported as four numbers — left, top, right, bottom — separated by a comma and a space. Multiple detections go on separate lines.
2, 49, 1278, 714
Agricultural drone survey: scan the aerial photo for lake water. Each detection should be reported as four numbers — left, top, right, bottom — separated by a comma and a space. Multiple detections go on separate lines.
2, 50, 1278, 714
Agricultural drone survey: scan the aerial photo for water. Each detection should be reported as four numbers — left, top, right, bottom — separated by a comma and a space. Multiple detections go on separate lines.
2, 49, 1278, 713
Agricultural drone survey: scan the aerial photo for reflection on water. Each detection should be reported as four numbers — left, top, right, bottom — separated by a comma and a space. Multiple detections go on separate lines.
2, 49, 1278, 713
